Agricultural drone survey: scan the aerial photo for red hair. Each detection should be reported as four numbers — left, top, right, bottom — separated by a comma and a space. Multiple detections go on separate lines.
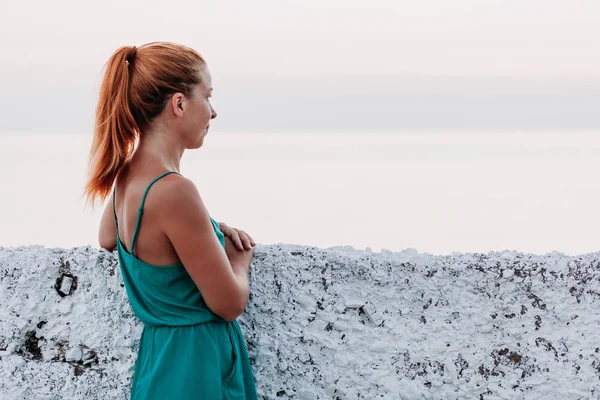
83, 42, 206, 208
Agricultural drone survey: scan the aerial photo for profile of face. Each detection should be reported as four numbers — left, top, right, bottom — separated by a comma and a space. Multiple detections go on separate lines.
171, 64, 217, 149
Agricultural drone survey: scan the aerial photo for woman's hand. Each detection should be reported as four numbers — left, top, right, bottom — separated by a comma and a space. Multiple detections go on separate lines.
218, 222, 255, 251
224, 235, 254, 269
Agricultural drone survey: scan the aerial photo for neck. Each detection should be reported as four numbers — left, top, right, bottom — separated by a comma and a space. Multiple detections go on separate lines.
133, 125, 184, 174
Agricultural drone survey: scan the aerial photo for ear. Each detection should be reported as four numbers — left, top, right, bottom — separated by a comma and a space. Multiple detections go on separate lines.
170, 93, 185, 117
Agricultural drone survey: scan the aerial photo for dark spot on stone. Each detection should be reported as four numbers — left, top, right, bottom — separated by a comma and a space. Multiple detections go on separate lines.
479, 364, 488, 376
74, 365, 85, 376
435, 298, 450, 307
455, 354, 469, 377
570, 286, 584, 303
274, 275, 282, 295
534, 315, 542, 331
535, 337, 558, 359
423, 298, 432, 310
528, 293, 547, 310
425, 269, 437, 277
24, 330, 43, 361
316, 301, 324, 311
54, 273, 78, 297
504, 313, 516, 319
37, 321, 47, 329
52, 341, 67, 362
508, 352, 522, 364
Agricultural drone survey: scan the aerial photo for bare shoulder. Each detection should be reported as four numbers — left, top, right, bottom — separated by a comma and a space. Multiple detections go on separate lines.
154, 174, 213, 240
154, 174, 202, 208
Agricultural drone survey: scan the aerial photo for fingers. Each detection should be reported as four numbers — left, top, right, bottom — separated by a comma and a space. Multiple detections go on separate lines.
238, 229, 255, 250
246, 232, 255, 246
231, 228, 254, 250
230, 229, 244, 250
219, 222, 255, 250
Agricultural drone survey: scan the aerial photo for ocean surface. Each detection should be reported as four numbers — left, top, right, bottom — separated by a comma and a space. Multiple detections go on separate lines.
1, 131, 599, 256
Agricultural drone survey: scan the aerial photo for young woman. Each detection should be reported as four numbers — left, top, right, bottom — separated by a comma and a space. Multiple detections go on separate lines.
83, 42, 258, 399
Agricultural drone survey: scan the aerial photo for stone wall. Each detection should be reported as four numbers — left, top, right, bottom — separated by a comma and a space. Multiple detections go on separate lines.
1, 244, 600, 399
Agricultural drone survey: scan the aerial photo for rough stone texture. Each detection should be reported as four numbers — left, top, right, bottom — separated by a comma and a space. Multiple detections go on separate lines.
1, 244, 600, 399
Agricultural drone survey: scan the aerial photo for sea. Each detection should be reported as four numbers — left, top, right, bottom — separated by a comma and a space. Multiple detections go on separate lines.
1, 131, 599, 256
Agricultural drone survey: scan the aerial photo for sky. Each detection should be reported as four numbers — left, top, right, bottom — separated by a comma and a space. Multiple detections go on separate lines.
1, 1, 599, 254
1, 0, 599, 133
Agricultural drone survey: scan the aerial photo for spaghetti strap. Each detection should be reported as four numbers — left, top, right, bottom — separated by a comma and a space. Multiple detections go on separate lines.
129, 171, 182, 257
112, 185, 119, 230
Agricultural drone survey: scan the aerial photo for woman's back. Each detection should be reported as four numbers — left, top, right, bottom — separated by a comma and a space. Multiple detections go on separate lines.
114, 169, 257, 399
114, 165, 184, 267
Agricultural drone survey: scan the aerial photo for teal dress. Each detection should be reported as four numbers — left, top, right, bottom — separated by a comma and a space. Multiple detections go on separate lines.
113, 171, 257, 400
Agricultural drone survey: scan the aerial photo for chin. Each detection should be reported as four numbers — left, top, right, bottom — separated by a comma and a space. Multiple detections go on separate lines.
186, 137, 203, 150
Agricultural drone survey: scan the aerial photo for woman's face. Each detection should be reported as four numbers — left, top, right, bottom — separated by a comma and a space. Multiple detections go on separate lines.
181, 65, 217, 148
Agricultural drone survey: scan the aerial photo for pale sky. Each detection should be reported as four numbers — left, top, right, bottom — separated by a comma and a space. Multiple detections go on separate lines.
1, 0, 599, 133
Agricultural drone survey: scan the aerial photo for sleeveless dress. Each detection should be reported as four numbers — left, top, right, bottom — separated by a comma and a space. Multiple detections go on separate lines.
112, 171, 258, 400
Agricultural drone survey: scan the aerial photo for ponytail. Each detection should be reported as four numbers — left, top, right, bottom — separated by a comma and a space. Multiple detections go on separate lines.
83, 46, 139, 208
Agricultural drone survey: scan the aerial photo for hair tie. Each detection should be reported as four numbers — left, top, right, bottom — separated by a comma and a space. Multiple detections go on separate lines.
126, 46, 137, 64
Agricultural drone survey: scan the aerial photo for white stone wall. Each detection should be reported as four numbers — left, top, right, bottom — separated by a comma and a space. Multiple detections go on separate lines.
1, 244, 600, 399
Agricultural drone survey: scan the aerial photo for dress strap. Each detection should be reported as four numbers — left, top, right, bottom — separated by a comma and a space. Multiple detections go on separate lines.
130, 171, 182, 257
112, 185, 119, 230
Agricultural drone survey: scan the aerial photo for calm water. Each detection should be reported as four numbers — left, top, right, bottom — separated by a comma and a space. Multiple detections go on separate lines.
1, 131, 599, 256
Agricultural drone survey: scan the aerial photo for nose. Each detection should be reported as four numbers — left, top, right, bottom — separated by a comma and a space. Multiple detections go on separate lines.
210, 104, 217, 120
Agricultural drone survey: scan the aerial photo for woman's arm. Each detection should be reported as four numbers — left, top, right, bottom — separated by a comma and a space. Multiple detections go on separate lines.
98, 193, 117, 251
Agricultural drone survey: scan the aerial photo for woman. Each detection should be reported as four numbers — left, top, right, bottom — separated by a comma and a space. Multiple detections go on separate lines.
83, 42, 258, 399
